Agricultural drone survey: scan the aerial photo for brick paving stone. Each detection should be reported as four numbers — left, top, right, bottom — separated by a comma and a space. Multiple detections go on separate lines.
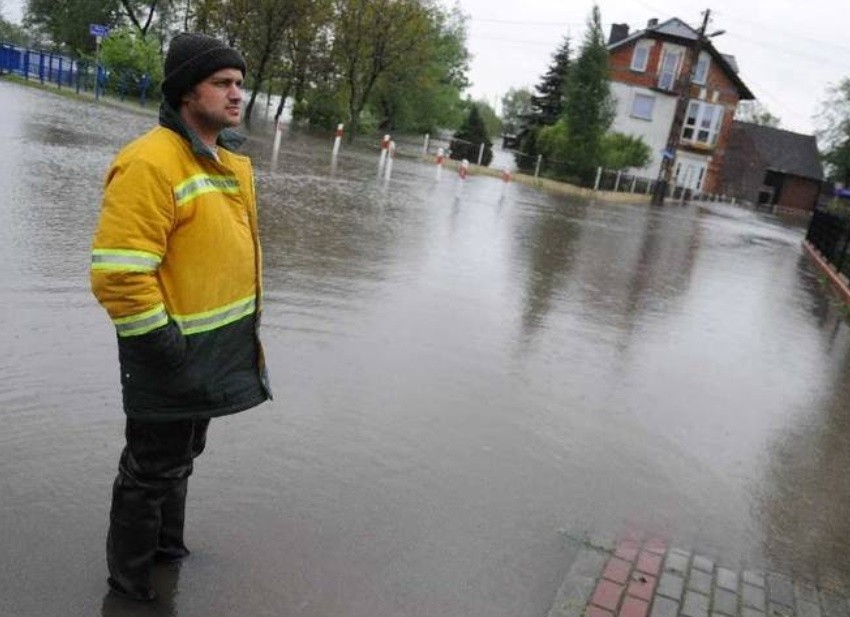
588, 607, 615, 617
616, 541, 641, 563
658, 572, 685, 601
603, 558, 632, 585
682, 592, 710, 617
716, 568, 739, 592
713, 588, 738, 616
627, 574, 657, 602
743, 584, 767, 611
795, 584, 819, 606
769, 602, 795, 617
620, 596, 650, 617
744, 572, 766, 589
637, 551, 663, 576
592, 580, 626, 612
644, 538, 668, 555
693, 555, 715, 573
820, 592, 850, 617
651, 597, 680, 617
665, 551, 690, 576
797, 600, 822, 617
743, 608, 766, 617
688, 570, 713, 595
768, 573, 795, 608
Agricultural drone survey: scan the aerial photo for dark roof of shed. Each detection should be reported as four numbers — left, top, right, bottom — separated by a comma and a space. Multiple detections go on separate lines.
731, 121, 824, 181
607, 17, 754, 99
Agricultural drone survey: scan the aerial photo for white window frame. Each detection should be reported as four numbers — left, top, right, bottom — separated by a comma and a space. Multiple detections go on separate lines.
681, 100, 725, 147
630, 40, 652, 72
693, 51, 710, 85
657, 47, 683, 91
630, 93, 655, 120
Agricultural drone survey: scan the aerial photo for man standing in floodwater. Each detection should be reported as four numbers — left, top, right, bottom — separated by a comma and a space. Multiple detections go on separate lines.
90, 33, 271, 602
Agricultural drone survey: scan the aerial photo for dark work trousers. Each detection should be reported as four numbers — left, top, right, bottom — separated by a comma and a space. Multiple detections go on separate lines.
107, 417, 210, 589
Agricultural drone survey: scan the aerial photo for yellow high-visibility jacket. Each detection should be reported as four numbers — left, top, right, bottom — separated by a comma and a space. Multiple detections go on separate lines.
91, 104, 271, 420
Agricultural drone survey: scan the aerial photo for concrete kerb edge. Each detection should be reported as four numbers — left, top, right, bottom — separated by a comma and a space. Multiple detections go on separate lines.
547, 533, 616, 617
802, 240, 850, 307
415, 154, 651, 205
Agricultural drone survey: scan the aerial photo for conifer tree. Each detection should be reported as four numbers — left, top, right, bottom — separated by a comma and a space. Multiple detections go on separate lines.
450, 104, 493, 166
515, 35, 571, 171
528, 36, 572, 127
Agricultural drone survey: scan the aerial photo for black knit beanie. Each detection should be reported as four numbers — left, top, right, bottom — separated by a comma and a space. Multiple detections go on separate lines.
162, 33, 247, 108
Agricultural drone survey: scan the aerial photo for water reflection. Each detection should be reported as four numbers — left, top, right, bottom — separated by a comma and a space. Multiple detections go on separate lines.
5, 80, 850, 617
758, 297, 850, 586
100, 563, 182, 617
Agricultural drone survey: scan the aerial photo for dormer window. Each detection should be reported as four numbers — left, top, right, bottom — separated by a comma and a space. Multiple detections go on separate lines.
657, 47, 683, 91
693, 52, 710, 85
630, 40, 652, 72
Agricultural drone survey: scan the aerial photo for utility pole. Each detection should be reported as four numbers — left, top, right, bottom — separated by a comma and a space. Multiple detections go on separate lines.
651, 9, 711, 206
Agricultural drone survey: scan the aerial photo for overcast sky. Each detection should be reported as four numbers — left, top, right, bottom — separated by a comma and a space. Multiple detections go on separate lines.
2, 0, 847, 136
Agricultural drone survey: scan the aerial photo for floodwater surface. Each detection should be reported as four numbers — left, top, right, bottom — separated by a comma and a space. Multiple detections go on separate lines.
2, 80, 850, 617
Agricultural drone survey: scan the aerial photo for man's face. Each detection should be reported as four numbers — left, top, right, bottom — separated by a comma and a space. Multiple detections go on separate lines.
182, 68, 244, 132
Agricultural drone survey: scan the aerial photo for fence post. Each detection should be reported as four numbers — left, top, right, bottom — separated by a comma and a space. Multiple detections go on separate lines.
38, 52, 45, 83
423, 133, 430, 157
614, 170, 622, 192
593, 166, 602, 191
630, 175, 637, 193
477, 142, 485, 166
645, 179, 652, 195
534, 154, 543, 180
57, 56, 63, 89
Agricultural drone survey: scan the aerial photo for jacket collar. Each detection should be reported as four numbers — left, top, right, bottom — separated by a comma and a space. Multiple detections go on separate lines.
158, 102, 247, 160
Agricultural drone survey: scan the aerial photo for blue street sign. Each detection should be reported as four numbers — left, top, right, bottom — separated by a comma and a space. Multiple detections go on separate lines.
89, 24, 109, 38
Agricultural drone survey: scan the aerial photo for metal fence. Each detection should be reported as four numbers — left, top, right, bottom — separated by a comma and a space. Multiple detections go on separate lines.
0, 41, 156, 105
806, 209, 850, 278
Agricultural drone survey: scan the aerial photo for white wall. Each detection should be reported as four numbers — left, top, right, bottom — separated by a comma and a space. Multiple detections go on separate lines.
609, 82, 677, 178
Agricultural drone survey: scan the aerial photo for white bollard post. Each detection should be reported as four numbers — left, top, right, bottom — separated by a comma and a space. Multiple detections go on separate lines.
477, 142, 485, 166
593, 166, 602, 191
435, 147, 445, 181
459, 159, 470, 180
331, 123, 344, 158
383, 141, 396, 182
423, 133, 430, 157
378, 134, 390, 172
271, 119, 284, 169
534, 154, 543, 180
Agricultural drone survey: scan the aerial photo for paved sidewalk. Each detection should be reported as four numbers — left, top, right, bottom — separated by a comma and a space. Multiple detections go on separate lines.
548, 536, 850, 617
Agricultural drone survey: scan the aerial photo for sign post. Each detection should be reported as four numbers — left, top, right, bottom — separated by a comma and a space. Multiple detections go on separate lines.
89, 24, 109, 100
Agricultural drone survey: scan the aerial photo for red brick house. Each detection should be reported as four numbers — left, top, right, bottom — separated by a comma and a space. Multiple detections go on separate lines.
606, 18, 754, 193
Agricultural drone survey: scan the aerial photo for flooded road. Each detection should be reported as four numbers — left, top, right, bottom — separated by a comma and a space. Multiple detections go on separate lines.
2, 80, 850, 616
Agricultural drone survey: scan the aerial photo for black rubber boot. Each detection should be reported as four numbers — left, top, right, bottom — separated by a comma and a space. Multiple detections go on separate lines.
156, 477, 191, 562
106, 471, 162, 601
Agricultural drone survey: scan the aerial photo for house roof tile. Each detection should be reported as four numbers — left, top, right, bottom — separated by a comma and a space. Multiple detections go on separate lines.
731, 121, 824, 180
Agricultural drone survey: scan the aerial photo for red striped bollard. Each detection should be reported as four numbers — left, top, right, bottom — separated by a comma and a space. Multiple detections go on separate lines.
332, 123, 343, 158
459, 159, 470, 180
435, 147, 445, 180
378, 134, 391, 172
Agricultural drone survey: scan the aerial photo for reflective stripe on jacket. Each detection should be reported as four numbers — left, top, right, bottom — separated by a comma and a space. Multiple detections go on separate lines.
90, 103, 271, 420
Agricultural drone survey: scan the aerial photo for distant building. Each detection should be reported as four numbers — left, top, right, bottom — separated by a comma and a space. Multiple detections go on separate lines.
606, 17, 754, 193
719, 121, 824, 213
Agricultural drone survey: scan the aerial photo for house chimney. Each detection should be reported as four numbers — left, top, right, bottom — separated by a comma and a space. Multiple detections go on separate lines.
608, 23, 630, 45
647, 18, 659, 28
